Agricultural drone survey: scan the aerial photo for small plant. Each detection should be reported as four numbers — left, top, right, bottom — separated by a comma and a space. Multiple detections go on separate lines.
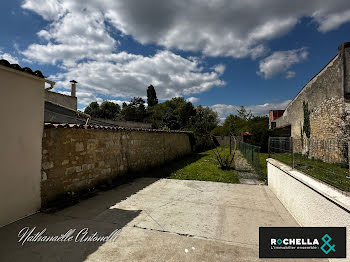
212, 136, 237, 170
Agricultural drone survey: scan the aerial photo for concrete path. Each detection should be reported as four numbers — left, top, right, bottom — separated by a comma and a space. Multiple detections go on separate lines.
0, 178, 326, 261
234, 151, 262, 185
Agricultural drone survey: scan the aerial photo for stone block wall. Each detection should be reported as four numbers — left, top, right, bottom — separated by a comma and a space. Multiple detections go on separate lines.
213, 136, 242, 146
310, 96, 345, 139
41, 127, 192, 205
293, 137, 348, 164
275, 54, 344, 138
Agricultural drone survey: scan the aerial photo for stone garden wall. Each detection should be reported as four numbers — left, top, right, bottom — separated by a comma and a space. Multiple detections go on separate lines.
41, 125, 192, 205
213, 136, 242, 146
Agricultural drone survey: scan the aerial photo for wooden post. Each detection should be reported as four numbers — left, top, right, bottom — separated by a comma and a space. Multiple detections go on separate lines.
291, 137, 294, 169
268, 137, 271, 158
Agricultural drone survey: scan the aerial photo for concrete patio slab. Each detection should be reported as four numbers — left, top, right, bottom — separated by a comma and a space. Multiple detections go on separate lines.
0, 178, 327, 261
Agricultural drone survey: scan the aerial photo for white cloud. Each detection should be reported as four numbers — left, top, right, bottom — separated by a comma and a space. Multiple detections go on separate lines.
20, 1, 226, 107
186, 97, 200, 103
108, 100, 130, 107
285, 71, 296, 79
21, 0, 66, 21
22, 11, 117, 66
211, 100, 291, 119
212, 64, 226, 75
258, 48, 308, 79
0, 52, 19, 64
314, 9, 350, 32
50, 50, 224, 105
19, 0, 350, 108
21, 0, 350, 60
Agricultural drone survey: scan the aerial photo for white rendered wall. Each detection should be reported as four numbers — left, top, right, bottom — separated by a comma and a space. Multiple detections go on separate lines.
267, 158, 350, 262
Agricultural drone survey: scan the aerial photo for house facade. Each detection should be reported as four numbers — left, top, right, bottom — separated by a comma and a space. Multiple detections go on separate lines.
270, 42, 350, 140
0, 60, 46, 226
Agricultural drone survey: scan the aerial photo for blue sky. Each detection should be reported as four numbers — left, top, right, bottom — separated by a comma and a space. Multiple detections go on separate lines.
1, 0, 350, 119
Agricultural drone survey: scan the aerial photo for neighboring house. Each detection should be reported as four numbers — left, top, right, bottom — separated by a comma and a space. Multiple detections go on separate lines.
44, 79, 153, 129
240, 132, 252, 142
44, 80, 88, 125
0, 59, 47, 226
269, 110, 284, 129
45, 89, 77, 111
269, 42, 350, 140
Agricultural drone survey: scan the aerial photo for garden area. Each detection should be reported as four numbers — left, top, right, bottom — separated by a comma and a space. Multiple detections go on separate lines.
261, 152, 350, 192
142, 147, 240, 184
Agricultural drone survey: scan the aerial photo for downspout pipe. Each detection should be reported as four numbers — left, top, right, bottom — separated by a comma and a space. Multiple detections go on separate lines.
45, 79, 56, 90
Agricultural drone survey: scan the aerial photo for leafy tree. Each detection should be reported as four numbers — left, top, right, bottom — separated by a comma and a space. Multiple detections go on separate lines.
178, 101, 196, 127
84, 101, 120, 120
211, 125, 229, 137
223, 114, 247, 136
190, 105, 219, 151
147, 85, 158, 107
84, 101, 101, 118
148, 97, 195, 129
244, 116, 271, 152
217, 113, 271, 152
99, 101, 120, 120
163, 111, 180, 130
121, 97, 147, 122
237, 106, 252, 120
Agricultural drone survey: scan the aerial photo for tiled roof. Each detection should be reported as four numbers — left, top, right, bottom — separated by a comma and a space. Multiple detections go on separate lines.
44, 123, 192, 134
0, 59, 45, 78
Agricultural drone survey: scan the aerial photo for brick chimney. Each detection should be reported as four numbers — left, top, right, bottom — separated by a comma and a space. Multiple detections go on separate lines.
70, 80, 77, 97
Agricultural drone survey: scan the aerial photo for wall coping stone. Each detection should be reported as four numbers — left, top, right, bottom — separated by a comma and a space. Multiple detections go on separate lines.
44, 122, 193, 134
267, 158, 350, 213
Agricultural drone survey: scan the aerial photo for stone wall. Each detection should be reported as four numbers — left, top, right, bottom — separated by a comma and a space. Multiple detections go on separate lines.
292, 137, 348, 164
213, 136, 242, 146
41, 126, 192, 205
275, 54, 345, 138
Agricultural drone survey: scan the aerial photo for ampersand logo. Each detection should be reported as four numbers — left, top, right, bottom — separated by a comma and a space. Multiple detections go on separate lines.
320, 234, 336, 254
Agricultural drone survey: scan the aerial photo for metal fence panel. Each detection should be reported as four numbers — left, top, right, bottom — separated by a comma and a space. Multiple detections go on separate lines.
239, 141, 261, 178
268, 137, 350, 192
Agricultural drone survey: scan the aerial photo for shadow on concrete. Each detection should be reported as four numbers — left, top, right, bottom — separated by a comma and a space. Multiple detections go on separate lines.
42, 152, 206, 213
0, 153, 206, 261
0, 178, 156, 262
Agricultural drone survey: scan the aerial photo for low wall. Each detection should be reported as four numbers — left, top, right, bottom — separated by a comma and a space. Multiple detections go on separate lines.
267, 158, 350, 262
41, 125, 192, 205
93, 118, 153, 129
213, 136, 242, 146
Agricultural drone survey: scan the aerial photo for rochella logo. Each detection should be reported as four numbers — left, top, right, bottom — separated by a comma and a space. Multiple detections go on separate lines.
271, 234, 336, 255
271, 238, 319, 246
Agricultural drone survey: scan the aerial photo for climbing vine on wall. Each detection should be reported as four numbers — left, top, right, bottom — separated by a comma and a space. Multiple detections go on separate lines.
303, 101, 311, 139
